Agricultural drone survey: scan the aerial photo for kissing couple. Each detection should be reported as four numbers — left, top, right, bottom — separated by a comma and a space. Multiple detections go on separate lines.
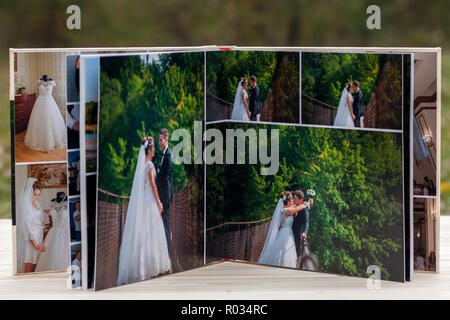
230, 75, 261, 121
117, 128, 174, 285
333, 80, 364, 128
258, 190, 313, 269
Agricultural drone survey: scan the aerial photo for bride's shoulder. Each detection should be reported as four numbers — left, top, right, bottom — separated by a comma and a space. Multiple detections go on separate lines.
146, 161, 155, 169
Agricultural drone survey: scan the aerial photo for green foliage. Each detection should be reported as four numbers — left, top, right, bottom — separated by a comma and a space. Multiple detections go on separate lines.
206, 123, 404, 281
302, 52, 380, 107
98, 53, 204, 197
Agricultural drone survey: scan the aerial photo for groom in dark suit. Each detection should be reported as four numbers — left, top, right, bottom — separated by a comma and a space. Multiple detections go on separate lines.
156, 128, 174, 259
292, 190, 311, 259
249, 75, 261, 121
352, 80, 364, 127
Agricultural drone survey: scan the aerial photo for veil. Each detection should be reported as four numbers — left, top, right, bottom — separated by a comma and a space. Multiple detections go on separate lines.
258, 198, 284, 264
117, 143, 147, 285
333, 84, 350, 126
16, 177, 38, 273
230, 80, 243, 120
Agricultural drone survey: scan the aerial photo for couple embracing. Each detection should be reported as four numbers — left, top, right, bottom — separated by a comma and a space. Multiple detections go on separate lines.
230, 75, 261, 121
258, 190, 312, 268
117, 129, 174, 285
333, 80, 364, 128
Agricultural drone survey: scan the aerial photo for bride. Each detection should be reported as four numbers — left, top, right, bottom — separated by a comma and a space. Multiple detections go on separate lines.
117, 136, 171, 285
230, 77, 251, 121
258, 191, 310, 268
16, 178, 51, 273
333, 82, 355, 128
24, 78, 67, 152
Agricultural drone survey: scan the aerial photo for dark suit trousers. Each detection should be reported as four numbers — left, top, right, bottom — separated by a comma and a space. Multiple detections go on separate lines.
250, 113, 257, 121
161, 203, 171, 258
354, 117, 361, 127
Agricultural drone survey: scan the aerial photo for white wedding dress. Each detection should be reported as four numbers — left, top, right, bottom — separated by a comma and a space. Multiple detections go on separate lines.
230, 80, 250, 121
258, 200, 298, 268
117, 145, 170, 286
35, 200, 70, 272
333, 85, 355, 128
24, 80, 67, 152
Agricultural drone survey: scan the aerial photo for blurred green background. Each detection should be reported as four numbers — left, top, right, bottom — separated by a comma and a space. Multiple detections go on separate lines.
0, 0, 448, 218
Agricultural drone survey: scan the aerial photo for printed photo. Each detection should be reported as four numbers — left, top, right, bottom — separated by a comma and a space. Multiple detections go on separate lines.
13, 52, 67, 163
69, 197, 81, 242
206, 51, 299, 123
14, 163, 70, 273
68, 151, 80, 196
70, 243, 82, 288
95, 52, 204, 290
301, 52, 404, 130
206, 122, 405, 282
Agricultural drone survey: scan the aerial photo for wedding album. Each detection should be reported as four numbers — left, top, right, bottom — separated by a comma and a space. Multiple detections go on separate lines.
9, 46, 441, 290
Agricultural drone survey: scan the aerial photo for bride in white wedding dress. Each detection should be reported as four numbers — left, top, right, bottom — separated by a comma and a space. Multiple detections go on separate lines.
35, 194, 70, 272
333, 82, 355, 128
24, 78, 67, 152
230, 77, 251, 121
258, 191, 310, 268
117, 137, 170, 286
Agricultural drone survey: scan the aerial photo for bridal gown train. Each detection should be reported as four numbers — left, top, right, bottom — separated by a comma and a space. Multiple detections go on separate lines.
259, 208, 298, 268
24, 80, 67, 152
35, 201, 70, 272
117, 161, 170, 285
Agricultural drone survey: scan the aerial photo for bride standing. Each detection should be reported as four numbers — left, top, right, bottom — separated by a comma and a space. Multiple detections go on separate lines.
333, 82, 355, 128
230, 77, 251, 121
24, 77, 67, 152
117, 137, 171, 285
16, 178, 50, 273
258, 191, 311, 268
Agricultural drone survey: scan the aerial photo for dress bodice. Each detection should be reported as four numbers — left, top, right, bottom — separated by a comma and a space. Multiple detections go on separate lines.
38, 80, 55, 97
49, 200, 68, 229
242, 89, 248, 102
280, 208, 293, 229
347, 92, 354, 104
144, 161, 156, 191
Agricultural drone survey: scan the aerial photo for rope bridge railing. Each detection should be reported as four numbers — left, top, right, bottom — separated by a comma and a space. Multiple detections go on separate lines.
206, 91, 233, 121
95, 180, 202, 290
206, 216, 272, 263
301, 93, 337, 125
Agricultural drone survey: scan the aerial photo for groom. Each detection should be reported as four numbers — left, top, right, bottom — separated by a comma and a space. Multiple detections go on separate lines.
249, 75, 261, 121
292, 190, 311, 260
156, 128, 174, 259
352, 80, 364, 127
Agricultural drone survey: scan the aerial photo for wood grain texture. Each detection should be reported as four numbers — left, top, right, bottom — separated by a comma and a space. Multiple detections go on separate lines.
14, 131, 66, 163
1, 218, 449, 299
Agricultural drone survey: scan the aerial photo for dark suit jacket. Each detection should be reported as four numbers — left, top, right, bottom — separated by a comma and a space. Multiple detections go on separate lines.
292, 207, 310, 256
352, 89, 364, 118
249, 84, 261, 116
156, 147, 173, 206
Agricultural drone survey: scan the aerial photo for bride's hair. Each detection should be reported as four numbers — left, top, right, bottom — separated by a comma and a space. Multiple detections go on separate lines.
32, 181, 42, 191
241, 77, 248, 86
346, 82, 353, 91
142, 136, 155, 155
279, 191, 292, 205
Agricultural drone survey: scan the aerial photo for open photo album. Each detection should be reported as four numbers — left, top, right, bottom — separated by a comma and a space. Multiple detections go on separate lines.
9, 46, 441, 290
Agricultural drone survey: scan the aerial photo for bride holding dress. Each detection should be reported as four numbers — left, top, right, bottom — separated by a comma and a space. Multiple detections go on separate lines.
24, 76, 67, 152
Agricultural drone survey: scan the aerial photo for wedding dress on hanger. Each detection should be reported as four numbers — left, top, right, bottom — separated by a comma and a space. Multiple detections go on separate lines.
35, 195, 70, 272
24, 80, 67, 152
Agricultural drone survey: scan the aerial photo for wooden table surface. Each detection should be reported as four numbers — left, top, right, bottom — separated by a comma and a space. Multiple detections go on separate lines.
1, 218, 449, 300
